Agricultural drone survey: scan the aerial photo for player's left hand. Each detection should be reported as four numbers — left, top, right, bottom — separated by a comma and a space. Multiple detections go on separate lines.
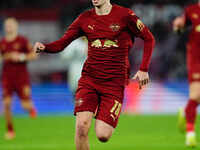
132, 70, 149, 89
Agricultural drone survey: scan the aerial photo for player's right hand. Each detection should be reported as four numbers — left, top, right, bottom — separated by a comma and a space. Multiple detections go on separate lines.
33, 42, 45, 53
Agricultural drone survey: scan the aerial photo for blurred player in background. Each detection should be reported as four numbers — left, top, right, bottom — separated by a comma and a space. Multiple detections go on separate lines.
60, 37, 87, 94
34, 0, 155, 149
0, 18, 37, 140
173, 1, 200, 147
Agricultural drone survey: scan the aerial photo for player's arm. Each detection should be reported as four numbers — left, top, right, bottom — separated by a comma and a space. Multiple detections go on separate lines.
173, 7, 191, 32
34, 15, 83, 53
126, 10, 155, 89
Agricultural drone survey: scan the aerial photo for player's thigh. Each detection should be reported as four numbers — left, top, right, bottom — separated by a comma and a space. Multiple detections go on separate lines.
74, 77, 99, 115
2, 80, 14, 107
189, 81, 200, 101
95, 86, 124, 129
76, 112, 93, 137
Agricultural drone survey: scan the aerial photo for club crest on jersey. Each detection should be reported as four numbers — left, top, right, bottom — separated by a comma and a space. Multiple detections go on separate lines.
110, 24, 120, 32
136, 19, 145, 31
192, 13, 199, 19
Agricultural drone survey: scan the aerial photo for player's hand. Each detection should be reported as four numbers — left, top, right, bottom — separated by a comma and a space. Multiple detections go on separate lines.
132, 70, 149, 89
173, 16, 185, 32
33, 42, 45, 53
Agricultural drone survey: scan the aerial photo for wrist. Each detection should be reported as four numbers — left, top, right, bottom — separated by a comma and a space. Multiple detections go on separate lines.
139, 67, 148, 72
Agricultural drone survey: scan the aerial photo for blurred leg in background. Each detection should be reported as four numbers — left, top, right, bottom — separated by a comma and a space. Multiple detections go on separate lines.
17, 85, 37, 118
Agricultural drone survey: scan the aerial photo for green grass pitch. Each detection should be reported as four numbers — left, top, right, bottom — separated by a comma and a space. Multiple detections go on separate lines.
0, 115, 199, 150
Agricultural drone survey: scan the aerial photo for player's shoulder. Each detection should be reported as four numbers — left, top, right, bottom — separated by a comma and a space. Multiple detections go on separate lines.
113, 4, 136, 16
79, 8, 94, 18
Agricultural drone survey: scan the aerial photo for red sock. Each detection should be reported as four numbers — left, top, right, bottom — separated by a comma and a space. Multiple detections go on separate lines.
7, 122, 14, 132
185, 100, 199, 132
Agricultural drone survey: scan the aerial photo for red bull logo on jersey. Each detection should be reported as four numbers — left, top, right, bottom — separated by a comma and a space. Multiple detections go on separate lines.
91, 39, 119, 48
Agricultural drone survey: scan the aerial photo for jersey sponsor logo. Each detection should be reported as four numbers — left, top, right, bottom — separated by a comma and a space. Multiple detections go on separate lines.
192, 13, 199, 19
104, 40, 119, 48
195, 25, 200, 32
91, 39, 119, 48
110, 24, 120, 32
136, 19, 145, 31
91, 39, 102, 48
192, 73, 200, 80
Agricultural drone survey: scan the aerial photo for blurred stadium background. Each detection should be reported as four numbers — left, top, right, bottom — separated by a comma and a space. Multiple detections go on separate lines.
0, 0, 199, 150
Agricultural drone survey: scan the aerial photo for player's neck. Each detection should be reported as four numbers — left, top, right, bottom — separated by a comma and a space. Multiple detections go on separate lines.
5, 32, 18, 42
95, 2, 112, 16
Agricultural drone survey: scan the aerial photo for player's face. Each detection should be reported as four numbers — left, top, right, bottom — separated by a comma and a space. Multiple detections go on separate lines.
92, 0, 107, 7
4, 19, 18, 34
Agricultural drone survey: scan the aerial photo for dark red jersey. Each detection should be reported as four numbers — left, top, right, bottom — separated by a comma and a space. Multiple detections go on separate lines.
183, 4, 200, 82
44, 4, 155, 85
184, 4, 200, 44
0, 35, 31, 75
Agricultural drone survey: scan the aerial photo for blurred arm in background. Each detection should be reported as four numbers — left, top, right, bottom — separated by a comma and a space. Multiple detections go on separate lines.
173, 7, 191, 32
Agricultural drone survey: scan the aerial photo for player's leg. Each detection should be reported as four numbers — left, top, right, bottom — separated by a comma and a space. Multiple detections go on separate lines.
185, 82, 200, 146
75, 112, 93, 150
95, 119, 114, 142
74, 76, 99, 150
2, 86, 15, 139
17, 85, 37, 118
95, 85, 124, 143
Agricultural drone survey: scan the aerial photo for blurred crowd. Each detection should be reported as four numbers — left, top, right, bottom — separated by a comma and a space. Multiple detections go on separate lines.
0, 0, 198, 85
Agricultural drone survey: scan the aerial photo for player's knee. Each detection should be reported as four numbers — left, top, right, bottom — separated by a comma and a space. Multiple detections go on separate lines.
96, 131, 111, 143
76, 121, 90, 139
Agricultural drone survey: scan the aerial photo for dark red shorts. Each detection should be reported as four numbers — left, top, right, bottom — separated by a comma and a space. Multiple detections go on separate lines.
2, 71, 31, 100
187, 43, 200, 83
74, 76, 125, 128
